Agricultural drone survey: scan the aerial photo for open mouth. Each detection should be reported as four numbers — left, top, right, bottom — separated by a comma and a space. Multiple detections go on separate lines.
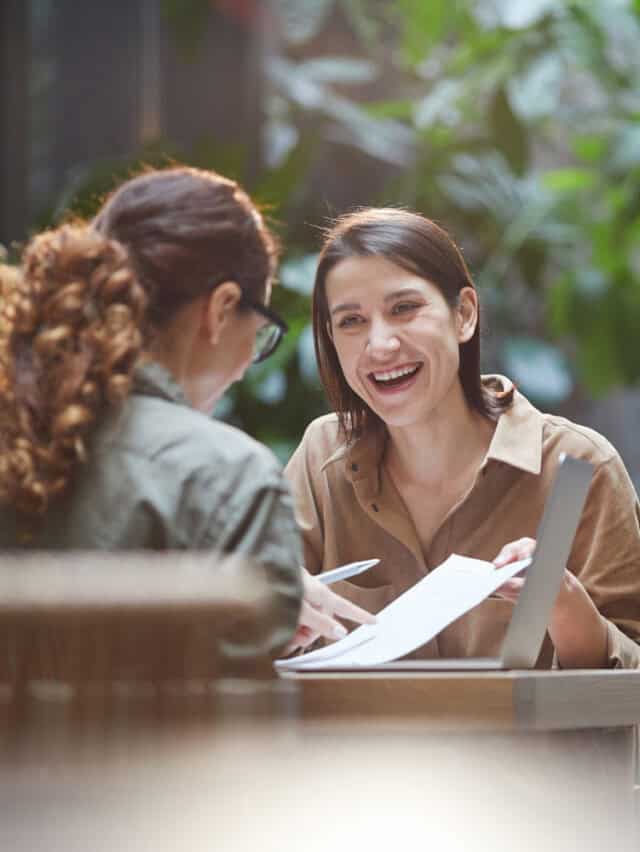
369, 363, 422, 390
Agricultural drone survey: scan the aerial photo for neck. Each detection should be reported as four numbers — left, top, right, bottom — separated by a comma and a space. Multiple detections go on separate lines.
385, 382, 494, 486
148, 303, 212, 411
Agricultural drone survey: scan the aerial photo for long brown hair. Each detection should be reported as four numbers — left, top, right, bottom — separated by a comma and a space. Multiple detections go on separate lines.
0, 167, 278, 515
312, 207, 513, 442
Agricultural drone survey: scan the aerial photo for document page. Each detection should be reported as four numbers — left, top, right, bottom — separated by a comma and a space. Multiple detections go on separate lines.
275, 554, 530, 671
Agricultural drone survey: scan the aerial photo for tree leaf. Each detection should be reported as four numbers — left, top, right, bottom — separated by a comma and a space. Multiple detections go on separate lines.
577, 318, 622, 396
297, 57, 378, 85
609, 124, 640, 172
253, 369, 288, 405
571, 135, 608, 163
486, 0, 557, 30
542, 168, 598, 192
274, 0, 335, 45
488, 87, 529, 175
297, 323, 320, 384
507, 53, 565, 121
263, 120, 299, 170
280, 254, 319, 296
413, 80, 464, 128
502, 336, 573, 405
395, 0, 454, 65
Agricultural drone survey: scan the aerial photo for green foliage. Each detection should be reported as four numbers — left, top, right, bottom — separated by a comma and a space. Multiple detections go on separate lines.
38, 1, 640, 451
267, 0, 640, 405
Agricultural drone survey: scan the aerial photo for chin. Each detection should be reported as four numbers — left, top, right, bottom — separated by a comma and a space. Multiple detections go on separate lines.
375, 411, 425, 430
365, 396, 437, 429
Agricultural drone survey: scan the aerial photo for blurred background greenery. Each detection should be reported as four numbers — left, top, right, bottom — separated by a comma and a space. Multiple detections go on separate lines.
2, 0, 640, 477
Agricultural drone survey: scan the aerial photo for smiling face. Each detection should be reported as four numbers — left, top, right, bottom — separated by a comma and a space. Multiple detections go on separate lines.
325, 255, 478, 430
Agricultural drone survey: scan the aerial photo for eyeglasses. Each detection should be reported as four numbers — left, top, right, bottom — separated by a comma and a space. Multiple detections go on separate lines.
240, 294, 288, 363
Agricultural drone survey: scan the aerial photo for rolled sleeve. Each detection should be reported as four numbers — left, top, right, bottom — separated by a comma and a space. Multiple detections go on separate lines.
569, 454, 640, 669
605, 619, 640, 669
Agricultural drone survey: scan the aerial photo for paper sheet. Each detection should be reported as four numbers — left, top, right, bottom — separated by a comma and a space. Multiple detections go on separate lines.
276, 554, 530, 671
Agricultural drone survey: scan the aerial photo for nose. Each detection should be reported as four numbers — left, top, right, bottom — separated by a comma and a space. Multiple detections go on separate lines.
366, 316, 400, 359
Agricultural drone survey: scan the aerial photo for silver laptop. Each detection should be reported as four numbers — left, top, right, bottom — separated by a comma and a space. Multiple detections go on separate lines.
322, 453, 594, 672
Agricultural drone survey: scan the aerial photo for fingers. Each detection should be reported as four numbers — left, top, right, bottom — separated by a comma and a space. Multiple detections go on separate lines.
282, 624, 316, 656
293, 567, 377, 657
493, 537, 536, 568
494, 577, 524, 602
324, 588, 377, 625
298, 600, 348, 643
300, 568, 376, 624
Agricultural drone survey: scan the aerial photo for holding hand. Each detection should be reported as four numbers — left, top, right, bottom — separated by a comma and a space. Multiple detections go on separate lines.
285, 568, 376, 655
493, 537, 608, 668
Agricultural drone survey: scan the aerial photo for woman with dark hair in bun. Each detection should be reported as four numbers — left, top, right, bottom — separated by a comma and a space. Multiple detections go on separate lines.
0, 167, 372, 652
286, 207, 640, 668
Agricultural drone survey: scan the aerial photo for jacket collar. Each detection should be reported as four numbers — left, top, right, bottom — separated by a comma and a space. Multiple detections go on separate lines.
339, 374, 544, 496
133, 360, 191, 408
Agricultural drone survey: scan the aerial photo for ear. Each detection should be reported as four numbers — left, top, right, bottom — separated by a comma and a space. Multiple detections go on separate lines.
203, 281, 242, 345
455, 287, 478, 343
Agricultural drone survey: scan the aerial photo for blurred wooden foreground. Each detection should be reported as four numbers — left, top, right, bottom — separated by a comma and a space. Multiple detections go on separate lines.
0, 551, 638, 850
0, 552, 293, 732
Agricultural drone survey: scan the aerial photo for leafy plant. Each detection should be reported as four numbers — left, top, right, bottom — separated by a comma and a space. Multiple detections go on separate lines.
266, 0, 640, 406
35, 1, 640, 453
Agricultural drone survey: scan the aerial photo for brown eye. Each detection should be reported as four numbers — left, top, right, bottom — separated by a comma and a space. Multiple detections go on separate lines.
392, 302, 420, 315
337, 314, 363, 328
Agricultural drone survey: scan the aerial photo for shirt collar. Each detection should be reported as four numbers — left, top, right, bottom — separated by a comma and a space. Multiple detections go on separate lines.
322, 422, 387, 501
133, 360, 191, 408
483, 375, 544, 475
337, 374, 544, 493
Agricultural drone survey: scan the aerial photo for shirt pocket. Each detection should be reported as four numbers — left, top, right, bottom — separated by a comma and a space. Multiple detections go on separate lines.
438, 597, 515, 658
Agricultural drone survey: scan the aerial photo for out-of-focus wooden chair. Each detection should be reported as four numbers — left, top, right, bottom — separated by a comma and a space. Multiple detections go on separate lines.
0, 552, 295, 736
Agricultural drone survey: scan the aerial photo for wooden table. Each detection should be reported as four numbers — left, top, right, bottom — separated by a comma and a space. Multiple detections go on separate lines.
283, 667, 640, 729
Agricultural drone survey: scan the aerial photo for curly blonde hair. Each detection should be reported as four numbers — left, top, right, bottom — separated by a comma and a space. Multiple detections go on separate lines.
0, 225, 147, 515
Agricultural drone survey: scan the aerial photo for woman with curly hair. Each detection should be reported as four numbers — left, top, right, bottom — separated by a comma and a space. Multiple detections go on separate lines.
0, 167, 372, 651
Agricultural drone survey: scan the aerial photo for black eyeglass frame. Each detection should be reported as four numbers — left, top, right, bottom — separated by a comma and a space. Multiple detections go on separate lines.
239, 293, 288, 363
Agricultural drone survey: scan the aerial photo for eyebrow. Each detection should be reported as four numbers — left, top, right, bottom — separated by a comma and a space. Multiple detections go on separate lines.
330, 288, 425, 316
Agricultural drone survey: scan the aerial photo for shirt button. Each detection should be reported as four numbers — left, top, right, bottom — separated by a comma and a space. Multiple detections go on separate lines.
371, 503, 379, 512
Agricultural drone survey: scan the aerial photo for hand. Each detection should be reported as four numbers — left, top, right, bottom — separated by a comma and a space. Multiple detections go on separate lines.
492, 537, 537, 602
284, 568, 376, 655
493, 537, 608, 668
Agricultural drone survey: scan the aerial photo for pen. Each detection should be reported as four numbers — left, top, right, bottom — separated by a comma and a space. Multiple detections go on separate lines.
318, 559, 380, 585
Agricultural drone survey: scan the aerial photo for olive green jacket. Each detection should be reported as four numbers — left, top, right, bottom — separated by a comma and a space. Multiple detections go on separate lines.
0, 362, 303, 648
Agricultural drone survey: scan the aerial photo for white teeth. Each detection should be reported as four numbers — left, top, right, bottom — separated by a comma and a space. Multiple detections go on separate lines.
372, 365, 419, 382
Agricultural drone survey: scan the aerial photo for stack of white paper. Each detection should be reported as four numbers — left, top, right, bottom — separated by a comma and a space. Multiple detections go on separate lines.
276, 554, 530, 671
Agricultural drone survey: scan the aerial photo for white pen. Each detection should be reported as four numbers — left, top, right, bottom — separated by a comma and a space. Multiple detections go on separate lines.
318, 558, 380, 585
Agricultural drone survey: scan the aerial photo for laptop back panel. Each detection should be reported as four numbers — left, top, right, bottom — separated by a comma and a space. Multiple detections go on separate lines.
499, 454, 594, 669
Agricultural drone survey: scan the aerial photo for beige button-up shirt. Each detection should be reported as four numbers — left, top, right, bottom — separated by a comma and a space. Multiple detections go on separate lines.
285, 378, 640, 668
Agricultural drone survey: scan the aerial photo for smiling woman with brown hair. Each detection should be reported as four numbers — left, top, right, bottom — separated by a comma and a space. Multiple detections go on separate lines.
286, 207, 640, 668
